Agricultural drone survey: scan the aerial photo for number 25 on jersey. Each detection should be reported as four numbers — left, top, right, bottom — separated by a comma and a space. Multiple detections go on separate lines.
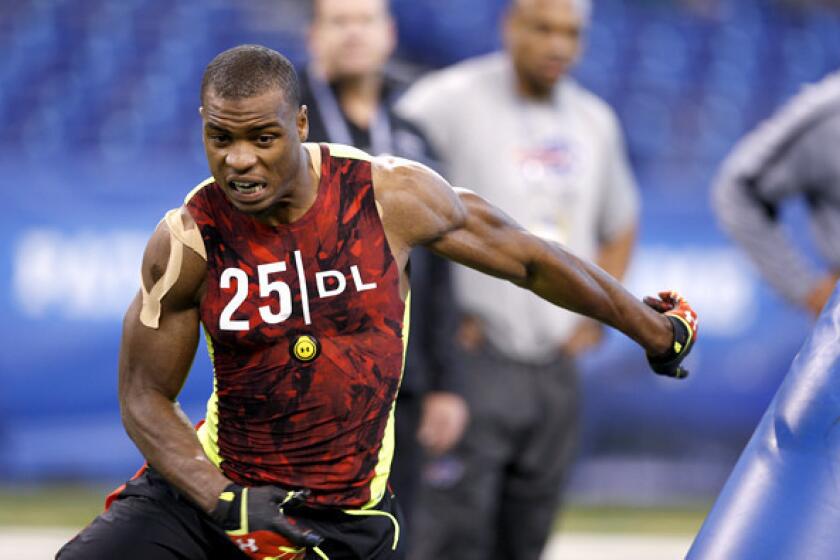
219, 251, 378, 331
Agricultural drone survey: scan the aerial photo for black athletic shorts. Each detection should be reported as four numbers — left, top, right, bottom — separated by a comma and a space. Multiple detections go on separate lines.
56, 468, 405, 560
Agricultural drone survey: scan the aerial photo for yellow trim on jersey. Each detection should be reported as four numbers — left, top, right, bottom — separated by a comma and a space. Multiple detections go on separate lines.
197, 327, 224, 468
363, 400, 398, 509
184, 176, 215, 205
322, 142, 373, 161
362, 292, 411, 509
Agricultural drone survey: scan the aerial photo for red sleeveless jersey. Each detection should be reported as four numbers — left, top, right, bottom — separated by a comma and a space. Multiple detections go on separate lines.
186, 144, 406, 508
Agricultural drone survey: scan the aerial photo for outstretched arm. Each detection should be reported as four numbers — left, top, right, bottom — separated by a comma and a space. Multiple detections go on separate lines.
435, 189, 672, 355
374, 158, 677, 358
118, 213, 229, 514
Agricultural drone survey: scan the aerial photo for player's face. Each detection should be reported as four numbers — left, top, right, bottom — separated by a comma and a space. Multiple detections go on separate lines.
309, 0, 395, 79
201, 88, 309, 216
505, 0, 584, 94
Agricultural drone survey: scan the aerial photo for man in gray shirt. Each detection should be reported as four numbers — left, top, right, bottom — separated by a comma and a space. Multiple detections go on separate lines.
713, 70, 840, 316
397, 0, 640, 558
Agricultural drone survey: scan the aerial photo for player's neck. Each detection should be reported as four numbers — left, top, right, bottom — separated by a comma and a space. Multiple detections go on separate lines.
257, 146, 320, 226
334, 73, 384, 129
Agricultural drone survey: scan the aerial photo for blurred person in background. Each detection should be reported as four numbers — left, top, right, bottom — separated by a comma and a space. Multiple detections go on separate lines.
302, 0, 469, 533
397, 0, 641, 558
712, 70, 840, 317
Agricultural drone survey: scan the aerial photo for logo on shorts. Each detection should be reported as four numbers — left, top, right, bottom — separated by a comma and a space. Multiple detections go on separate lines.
292, 334, 320, 362
236, 537, 258, 552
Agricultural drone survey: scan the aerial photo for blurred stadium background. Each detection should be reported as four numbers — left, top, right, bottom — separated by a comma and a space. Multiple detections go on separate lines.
1, 0, 839, 557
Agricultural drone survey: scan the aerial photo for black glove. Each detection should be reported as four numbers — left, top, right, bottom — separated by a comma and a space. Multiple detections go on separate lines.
643, 291, 698, 379
210, 484, 323, 559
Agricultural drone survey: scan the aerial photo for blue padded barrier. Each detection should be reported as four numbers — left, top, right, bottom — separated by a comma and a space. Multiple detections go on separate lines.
689, 283, 840, 559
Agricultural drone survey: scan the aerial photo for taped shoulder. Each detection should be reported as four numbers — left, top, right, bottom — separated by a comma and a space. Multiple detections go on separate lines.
139, 207, 206, 328
164, 207, 207, 260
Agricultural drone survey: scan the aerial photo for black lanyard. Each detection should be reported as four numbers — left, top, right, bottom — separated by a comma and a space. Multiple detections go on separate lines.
306, 66, 394, 155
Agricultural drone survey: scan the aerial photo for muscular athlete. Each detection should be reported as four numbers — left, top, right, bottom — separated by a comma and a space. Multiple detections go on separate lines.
58, 45, 697, 560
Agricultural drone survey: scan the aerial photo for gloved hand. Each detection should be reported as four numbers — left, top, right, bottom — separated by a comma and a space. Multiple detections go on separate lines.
210, 484, 323, 560
643, 290, 698, 379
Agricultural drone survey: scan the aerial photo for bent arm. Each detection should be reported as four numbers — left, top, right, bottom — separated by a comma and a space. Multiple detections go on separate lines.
711, 163, 820, 307
710, 105, 840, 308
118, 215, 229, 514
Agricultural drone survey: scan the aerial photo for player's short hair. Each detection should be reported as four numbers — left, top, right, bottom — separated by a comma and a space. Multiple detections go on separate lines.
200, 44, 301, 107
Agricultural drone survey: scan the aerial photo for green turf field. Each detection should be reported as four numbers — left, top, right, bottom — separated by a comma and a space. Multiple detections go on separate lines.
0, 485, 111, 527
556, 504, 710, 535
0, 485, 710, 534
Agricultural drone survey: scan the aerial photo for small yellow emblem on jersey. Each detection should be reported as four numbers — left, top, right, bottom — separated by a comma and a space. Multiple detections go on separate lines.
292, 334, 320, 362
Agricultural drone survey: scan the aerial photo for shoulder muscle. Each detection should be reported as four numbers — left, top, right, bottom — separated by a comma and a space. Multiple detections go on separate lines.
372, 156, 466, 250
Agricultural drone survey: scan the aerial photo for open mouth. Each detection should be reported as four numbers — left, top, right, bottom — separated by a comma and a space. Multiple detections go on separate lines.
228, 180, 267, 195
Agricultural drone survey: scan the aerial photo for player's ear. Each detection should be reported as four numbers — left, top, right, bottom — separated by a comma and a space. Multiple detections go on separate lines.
297, 105, 309, 142
198, 106, 205, 118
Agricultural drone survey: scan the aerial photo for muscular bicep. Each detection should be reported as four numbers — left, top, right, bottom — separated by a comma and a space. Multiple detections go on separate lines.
119, 213, 206, 404
427, 189, 543, 285
119, 294, 200, 401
